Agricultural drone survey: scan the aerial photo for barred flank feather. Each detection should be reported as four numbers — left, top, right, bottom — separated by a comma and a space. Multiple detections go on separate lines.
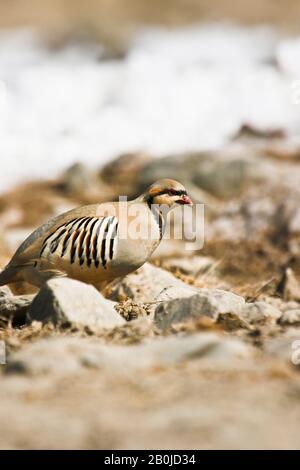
39, 216, 119, 269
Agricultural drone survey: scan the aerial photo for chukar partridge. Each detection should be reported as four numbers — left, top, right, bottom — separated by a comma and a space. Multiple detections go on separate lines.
0, 179, 192, 289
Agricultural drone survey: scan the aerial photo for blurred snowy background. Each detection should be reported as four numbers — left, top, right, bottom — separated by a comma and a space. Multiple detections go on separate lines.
0, 0, 300, 191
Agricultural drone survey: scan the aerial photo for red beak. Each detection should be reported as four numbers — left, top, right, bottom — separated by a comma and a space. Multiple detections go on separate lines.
178, 195, 193, 206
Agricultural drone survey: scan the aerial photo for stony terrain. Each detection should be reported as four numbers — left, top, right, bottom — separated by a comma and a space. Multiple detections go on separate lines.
1, 139, 300, 449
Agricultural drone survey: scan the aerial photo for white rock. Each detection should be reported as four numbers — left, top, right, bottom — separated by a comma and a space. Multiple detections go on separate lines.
281, 301, 300, 312
62, 162, 99, 196
28, 278, 124, 328
155, 289, 245, 330
0, 286, 12, 298
278, 309, 300, 326
140, 333, 252, 366
265, 331, 300, 367
108, 263, 197, 303
0, 286, 35, 322
240, 302, 281, 325
6, 332, 252, 376
161, 255, 215, 277
151, 239, 188, 259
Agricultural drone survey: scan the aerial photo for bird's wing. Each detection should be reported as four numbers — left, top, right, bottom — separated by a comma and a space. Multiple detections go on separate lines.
38, 215, 119, 270
8, 203, 119, 269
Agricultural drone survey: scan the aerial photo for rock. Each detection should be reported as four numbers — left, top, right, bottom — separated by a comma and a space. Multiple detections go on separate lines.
100, 152, 152, 190
277, 268, 300, 302
207, 195, 277, 242
192, 153, 261, 199
137, 153, 196, 190
138, 146, 271, 198
6, 332, 252, 376
0, 286, 12, 298
278, 309, 300, 326
151, 239, 187, 259
0, 286, 35, 323
62, 162, 99, 196
206, 185, 300, 244
6, 337, 86, 376
239, 301, 281, 325
264, 297, 300, 313
108, 263, 197, 303
265, 331, 300, 368
281, 301, 300, 312
139, 332, 252, 367
272, 195, 300, 239
217, 312, 251, 331
115, 299, 151, 321
236, 124, 285, 140
161, 255, 215, 277
28, 278, 125, 328
154, 289, 245, 330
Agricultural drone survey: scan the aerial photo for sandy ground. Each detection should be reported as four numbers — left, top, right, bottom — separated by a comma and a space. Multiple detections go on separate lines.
1, 347, 300, 450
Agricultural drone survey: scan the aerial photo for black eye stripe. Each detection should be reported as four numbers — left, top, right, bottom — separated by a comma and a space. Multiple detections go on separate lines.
172, 189, 187, 196
155, 189, 187, 197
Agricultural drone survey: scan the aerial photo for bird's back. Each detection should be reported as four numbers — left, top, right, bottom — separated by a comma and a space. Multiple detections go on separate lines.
12, 204, 101, 266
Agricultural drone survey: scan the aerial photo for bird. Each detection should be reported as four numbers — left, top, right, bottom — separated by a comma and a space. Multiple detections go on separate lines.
0, 179, 192, 289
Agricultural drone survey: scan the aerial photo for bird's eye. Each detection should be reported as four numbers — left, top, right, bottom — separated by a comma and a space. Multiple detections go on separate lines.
167, 189, 177, 196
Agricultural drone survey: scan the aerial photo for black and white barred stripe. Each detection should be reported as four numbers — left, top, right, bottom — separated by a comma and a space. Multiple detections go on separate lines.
40, 216, 119, 269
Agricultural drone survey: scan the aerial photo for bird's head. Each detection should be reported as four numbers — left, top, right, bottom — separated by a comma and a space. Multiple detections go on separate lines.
143, 179, 193, 208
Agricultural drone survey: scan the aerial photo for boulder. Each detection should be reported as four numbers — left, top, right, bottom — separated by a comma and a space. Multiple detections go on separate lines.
239, 301, 281, 325
207, 195, 277, 242
278, 309, 300, 326
155, 288, 245, 330
28, 278, 125, 328
139, 332, 252, 367
265, 331, 300, 368
100, 152, 152, 190
0, 285, 34, 323
61, 162, 99, 196
108, 263, 198, 304
161, 255, 215, 277
0, 286, 12, 298
216, 312, 251, 331
192, 153, 261, 199
138, 146, 271, 198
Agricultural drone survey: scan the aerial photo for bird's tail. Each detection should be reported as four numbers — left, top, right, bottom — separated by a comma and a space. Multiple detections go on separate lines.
0, 264, 21, 286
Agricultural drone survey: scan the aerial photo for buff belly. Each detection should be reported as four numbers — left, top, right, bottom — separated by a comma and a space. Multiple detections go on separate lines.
22, 235, 160, 288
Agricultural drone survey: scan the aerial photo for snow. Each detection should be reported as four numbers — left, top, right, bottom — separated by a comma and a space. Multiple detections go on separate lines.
0, 23, 299, 192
